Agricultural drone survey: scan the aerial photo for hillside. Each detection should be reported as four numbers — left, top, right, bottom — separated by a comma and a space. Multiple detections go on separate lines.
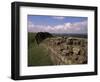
28, 33, 53, 66
28, 32, 87, 66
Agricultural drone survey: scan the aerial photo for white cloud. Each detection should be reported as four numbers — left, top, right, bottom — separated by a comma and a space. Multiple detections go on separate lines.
52, 16, 65, 20
28, 20, 87, 34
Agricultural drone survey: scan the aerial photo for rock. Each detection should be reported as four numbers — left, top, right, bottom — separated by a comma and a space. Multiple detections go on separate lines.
73, 47, 80, 55
44, 36, 87, 65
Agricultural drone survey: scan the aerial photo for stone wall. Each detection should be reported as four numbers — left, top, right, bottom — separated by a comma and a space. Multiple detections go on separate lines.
44, 37, 87, 65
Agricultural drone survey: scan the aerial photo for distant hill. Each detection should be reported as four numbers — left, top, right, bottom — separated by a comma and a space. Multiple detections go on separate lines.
52, 33, 87, 38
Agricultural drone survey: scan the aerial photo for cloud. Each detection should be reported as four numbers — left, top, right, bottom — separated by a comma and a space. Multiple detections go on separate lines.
28, 21, 47, 32
52, 16, 65, 20
28, 20, 87, 34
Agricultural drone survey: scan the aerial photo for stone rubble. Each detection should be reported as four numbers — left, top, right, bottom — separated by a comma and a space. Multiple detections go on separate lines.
43, 36, 87, 65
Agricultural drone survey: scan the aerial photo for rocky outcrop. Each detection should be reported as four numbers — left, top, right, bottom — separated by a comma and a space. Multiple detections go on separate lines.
43, 37, 87, 65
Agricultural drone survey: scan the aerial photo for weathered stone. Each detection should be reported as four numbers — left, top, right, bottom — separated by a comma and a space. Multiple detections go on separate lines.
43, 36, 87, 65
73, 47, 80, 55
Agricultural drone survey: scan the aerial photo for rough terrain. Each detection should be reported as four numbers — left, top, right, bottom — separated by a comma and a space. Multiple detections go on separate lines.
41, 36, 87, 65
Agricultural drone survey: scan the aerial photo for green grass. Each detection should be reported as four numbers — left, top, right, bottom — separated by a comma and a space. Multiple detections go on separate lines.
28, 33, 53, 66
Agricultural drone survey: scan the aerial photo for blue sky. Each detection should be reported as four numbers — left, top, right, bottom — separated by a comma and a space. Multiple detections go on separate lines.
28, 15, 88, 34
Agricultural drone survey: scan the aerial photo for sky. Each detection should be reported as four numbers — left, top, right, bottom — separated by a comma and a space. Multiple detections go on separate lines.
28, 15, 88, 34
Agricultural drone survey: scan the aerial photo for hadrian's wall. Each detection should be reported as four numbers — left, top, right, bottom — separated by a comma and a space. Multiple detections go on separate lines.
44, 37, 87, 65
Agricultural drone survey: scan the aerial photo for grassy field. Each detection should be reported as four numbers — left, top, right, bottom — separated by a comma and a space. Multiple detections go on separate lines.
28, 33, 53, 66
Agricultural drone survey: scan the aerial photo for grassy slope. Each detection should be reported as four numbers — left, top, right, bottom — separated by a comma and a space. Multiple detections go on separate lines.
28, 33, 53, 66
